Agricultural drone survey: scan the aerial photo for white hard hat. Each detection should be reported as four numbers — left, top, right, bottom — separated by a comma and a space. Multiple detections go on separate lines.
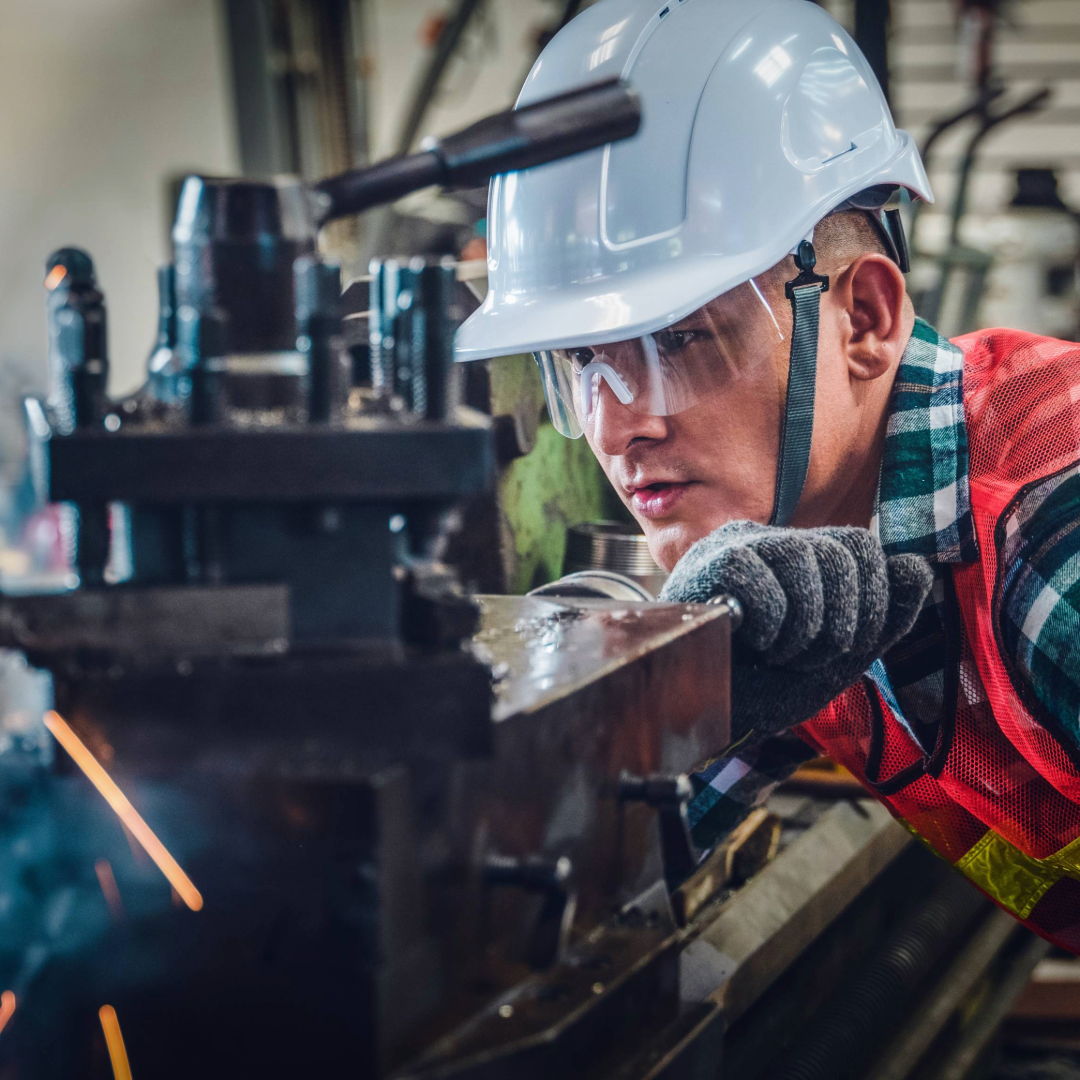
455, 0, 932, 362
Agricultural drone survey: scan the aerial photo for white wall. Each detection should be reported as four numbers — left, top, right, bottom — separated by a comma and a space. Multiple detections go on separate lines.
0, 0, 239, 396
364, 0, 554, 159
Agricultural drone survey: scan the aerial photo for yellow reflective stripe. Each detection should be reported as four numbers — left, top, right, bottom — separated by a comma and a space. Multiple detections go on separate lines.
900, 818, 1080, 922
1044, 831, 1080, 879
955, 831, 1059, 920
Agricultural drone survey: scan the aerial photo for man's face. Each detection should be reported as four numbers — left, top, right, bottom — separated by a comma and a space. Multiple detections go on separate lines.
578, 269, 869, 572
583, 323, 787, 572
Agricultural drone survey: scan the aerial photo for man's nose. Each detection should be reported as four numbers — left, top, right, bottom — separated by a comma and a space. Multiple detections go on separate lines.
588, 378, 667, 455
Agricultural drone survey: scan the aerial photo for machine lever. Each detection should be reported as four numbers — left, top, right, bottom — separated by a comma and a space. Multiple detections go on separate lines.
314, 78, 641, 223
619, 771, 700, 891
482, 854, 577, 970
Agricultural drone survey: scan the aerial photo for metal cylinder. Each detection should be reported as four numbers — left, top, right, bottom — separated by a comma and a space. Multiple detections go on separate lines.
172, 176, 317, 356
368, 256, 457, 420
563, 521, 667, 597
45, 247, 108, 435
413, 256, 457, 421
295, 258, 343, 423
368, 258, 398, 397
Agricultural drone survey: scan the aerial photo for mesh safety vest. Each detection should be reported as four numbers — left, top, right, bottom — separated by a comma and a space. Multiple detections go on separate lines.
800, 328, 1080, 955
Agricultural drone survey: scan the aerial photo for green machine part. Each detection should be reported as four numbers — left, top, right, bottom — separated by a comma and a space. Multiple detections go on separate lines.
486, 353, 629, 594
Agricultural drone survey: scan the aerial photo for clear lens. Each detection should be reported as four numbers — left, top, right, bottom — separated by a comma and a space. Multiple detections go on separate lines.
535, 278, 784, 438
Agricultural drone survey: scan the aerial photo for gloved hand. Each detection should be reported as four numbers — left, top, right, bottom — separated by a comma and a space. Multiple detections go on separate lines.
660, 521, 934, 740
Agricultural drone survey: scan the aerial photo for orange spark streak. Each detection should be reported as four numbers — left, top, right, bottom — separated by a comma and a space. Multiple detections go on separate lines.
119, 821, 150, 865
0, 991, 15, 1036
43, 265, 67, 291
98, 1005, 133, 1080
44, 711, 204, 912
94, 859, 125, 921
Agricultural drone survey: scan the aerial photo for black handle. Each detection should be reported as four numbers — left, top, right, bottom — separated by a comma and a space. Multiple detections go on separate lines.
315, 78, 641, 224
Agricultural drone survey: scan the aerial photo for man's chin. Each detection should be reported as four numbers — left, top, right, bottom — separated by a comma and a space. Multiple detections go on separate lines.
641, 518, 710, 575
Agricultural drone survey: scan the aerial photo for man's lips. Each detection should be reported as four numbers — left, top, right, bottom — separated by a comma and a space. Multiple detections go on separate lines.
627, 480, 694, 519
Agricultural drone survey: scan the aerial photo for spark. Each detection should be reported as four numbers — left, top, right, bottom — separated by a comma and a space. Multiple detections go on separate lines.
43, 265, 67, 291
94, 859, 125, 922
119, 821, 150, 865
43, 711, 204, 912
0, 991, 15, 1036
98, 1005, 133, 1080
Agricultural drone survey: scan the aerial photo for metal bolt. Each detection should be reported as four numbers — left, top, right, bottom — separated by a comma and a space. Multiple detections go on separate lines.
618, 771, 692, 807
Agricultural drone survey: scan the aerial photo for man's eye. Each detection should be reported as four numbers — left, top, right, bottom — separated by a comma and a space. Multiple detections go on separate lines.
655, 329, 699, 353
569, 348, 594, 370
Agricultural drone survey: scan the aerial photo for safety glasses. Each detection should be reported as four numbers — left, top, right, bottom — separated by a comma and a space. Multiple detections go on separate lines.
534, 278, 785, 439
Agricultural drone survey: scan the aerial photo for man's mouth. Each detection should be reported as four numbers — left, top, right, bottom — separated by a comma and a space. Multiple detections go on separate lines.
627, 480, 694, 519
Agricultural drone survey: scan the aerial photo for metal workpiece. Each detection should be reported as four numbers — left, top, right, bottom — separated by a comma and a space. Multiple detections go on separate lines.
466, 596, 731, 986
0, 594, 733, 1080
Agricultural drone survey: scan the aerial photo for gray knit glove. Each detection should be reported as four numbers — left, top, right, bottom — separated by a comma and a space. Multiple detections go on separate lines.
660, 521, 934, 740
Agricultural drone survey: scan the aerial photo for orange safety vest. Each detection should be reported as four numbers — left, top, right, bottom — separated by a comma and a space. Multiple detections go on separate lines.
800, 328, 1080, 954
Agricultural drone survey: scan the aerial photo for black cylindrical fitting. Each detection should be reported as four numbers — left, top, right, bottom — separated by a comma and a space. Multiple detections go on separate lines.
45, 247, 109, 434
368, 259, 398, 398
412, 256, 457, 421
368, 256, 457, 419
172, 176, 316, 357
74, 503, 111, 588
295, 258, 344, 423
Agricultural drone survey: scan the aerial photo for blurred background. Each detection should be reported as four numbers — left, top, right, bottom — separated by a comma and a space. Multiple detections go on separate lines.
1, 2, 1080, 1066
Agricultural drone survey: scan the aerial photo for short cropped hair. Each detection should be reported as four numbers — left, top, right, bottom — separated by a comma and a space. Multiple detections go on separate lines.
755, 209, 890, 299
813, 209, 890, 270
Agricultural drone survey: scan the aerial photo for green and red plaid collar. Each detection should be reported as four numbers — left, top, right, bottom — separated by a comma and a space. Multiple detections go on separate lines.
873, 318, 979, 564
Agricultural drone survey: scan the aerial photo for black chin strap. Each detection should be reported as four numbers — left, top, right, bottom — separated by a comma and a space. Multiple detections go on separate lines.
769, 239, 829, 527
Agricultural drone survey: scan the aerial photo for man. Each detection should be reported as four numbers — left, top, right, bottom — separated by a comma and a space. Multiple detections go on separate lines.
455, 0, 1080, 953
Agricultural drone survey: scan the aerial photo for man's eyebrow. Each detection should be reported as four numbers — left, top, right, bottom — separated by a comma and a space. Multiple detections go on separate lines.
672, 314, 733, 332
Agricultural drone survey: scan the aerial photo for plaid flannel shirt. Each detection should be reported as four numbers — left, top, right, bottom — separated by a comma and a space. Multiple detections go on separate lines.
688, 318, 1080, 850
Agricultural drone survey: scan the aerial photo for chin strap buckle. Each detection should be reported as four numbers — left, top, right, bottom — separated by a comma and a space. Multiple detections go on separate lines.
785, 239, 830, 300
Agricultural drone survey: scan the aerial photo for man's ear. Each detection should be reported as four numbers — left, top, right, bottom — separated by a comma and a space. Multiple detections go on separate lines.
833, 253, 911, 382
